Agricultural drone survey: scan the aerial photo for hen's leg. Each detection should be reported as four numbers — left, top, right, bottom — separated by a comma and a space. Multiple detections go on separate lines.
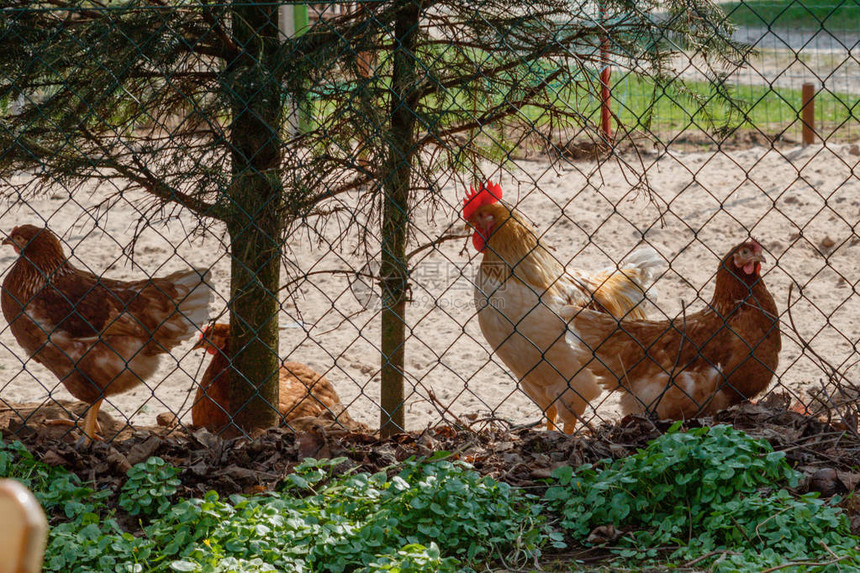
79, 399, 104, 445
545, 405, 560, 431
557, 373, 602, 434
44, 400, 103, 443
43, 417, 102, 433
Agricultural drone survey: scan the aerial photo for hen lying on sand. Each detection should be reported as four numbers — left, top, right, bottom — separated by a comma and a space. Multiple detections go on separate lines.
192, 323, 366, 433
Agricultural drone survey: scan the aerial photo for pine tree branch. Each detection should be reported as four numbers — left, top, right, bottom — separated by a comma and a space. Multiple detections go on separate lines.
78, 128, 218, 219
416, 67, 567, 147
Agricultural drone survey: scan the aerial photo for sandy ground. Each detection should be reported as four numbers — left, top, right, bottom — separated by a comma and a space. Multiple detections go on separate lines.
1, 142, 859, 432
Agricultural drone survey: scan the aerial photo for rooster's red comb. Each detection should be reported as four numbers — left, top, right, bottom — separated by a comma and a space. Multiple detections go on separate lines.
462, 181, 502, 220
747, 237, 762, 253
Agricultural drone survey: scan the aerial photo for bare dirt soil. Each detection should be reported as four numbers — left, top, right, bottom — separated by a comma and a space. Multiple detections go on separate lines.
1, 141, 859, 437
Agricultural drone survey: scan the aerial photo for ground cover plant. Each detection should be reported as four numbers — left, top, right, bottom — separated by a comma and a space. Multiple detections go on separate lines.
546, 423, 860, 571
2, 421, 859, 571
0, 438, 553, 572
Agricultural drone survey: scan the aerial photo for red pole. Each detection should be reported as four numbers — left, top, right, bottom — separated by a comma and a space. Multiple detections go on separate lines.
801, 82, 816, 146
600, 48, 611, 142
599, 5, 612, 144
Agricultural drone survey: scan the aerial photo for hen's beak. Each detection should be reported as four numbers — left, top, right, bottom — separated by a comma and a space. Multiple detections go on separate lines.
751, 252, 767, 264
2, 237, 15, 247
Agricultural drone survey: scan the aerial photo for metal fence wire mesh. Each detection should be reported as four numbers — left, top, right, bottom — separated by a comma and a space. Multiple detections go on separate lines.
0, 0, 858, 442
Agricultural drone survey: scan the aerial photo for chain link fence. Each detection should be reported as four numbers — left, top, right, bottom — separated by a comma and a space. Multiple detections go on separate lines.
0, 0, 857, 443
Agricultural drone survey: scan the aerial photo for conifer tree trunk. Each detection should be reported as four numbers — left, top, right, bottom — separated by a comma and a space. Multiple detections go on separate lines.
379, 0, 420, 437
227, 0, 283, 432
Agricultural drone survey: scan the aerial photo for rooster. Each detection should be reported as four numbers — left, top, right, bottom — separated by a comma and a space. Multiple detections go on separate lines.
563, 240, 780, 419
1, 225, 213, 444
463, 181, 664, 432
192, 323, 366, 433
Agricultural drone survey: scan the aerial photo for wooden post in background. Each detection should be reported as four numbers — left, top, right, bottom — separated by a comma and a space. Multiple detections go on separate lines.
802, 82, 816, 146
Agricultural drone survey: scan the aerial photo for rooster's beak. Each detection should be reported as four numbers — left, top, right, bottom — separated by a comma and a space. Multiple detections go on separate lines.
192, 336, 207, 351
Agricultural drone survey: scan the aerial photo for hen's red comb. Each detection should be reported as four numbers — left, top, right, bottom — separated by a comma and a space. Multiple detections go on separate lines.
462, 181, 502, 220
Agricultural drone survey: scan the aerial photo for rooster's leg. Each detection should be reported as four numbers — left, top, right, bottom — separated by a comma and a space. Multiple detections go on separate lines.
562, 420, 577, 435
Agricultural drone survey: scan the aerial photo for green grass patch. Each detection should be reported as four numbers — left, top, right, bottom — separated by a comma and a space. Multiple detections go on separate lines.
721, 0, 860, 30
306, 57, 858, 149
615, 76, 858, 133
533, 74, 859, 138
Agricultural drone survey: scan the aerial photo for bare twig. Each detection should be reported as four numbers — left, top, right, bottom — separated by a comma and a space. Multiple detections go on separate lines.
406, 232, 471, 260
682, 550, 742, 567
278, 269, 378, 294
316, 309, 367, 336
426, 389, 473, 431
760, 555, 852, 573
786, 284, 859, 437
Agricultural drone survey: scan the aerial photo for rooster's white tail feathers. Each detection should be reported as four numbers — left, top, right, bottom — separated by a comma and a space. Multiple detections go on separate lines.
619, 245, 666, 290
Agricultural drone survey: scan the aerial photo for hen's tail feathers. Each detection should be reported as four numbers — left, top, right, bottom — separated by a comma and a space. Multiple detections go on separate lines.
157, 268, 214, 347
591, 245, 666, 320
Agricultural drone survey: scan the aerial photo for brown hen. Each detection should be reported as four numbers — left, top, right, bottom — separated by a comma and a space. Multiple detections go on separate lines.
1, 225, 213, 443
563, 240, 781, 419
191, 323, 365, 432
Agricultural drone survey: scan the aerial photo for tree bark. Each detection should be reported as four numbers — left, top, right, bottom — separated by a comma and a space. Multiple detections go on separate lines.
379, 0, 421, 437
227, 0, 283, 433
